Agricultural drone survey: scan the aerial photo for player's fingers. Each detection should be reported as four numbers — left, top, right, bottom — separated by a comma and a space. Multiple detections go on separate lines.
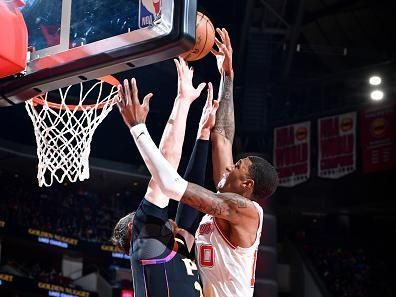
203, 91, 211, 110
174, 58, 182, 79
179, 56, 188, 72
131, 78, 140, 105
143, 93, 154, 108
211, 100, 220, 115
218, 41, 228, 52
216, 28, 225, 42
222, 28, 232, 48
123, 79, 132, 106
196, 82, 206, 94
117, 84, 125, 105
189, 66, 194, 80
222, 47, 231, 59
214, 37, 223, 49
176, 56, 185, 76
115, 93, 123, 111
206, 82, 213, 106
210, 48, 221, 56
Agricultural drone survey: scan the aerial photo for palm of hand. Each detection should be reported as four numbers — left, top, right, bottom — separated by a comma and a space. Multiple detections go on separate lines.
117, 78, 153, 128
216, 48, 232, 75
212, 28, 233, 75
179, 74, 201, 101
199, 106, 216, 130
175, 57, 205, 103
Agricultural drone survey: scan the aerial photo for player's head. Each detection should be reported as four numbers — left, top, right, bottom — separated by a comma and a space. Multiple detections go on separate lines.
217, 156, 279, 200
111, 212, 135, 254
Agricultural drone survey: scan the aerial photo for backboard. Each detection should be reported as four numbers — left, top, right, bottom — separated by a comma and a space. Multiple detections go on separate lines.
0, 0, 197, 107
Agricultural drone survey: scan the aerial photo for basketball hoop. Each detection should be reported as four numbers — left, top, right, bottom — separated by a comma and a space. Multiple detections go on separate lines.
25, 75, 120, 187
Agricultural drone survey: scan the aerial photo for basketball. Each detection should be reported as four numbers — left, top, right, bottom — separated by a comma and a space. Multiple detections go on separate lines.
180, 11, 215, 61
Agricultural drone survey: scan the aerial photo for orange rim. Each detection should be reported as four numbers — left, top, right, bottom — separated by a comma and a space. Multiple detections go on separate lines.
31, 75, 120, 111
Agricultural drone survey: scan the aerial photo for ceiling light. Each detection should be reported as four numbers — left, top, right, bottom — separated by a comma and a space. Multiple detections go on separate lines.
370, 90, 384, 101
369, 76, 382, 86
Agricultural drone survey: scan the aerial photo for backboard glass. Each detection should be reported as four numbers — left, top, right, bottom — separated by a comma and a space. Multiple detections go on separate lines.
0, 0, 197, 107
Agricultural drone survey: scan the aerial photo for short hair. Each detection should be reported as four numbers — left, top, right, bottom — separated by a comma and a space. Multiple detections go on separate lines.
247, 156, 279, 199
111, 212, 135, 254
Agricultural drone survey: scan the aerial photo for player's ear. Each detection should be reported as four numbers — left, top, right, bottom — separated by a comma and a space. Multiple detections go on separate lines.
241, 178, 254, 193
127, 221, 133, 231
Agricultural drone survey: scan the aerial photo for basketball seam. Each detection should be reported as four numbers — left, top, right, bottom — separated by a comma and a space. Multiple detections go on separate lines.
196, 19, 210, 60
192, 13, 207, 60
183, 13, 214, 61
184, 13, 204, 60
207, 19, 215, 35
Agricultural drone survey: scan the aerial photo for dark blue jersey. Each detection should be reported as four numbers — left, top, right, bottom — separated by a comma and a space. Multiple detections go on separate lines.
130, 198, 203, 297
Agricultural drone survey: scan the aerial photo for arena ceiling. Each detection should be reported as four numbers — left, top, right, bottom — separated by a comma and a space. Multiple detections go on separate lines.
0, 0, 394, 170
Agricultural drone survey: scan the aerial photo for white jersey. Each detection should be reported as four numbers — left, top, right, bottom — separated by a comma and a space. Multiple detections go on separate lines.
194, 201, 263, 297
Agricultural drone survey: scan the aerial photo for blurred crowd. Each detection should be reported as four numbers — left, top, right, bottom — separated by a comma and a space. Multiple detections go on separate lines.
2, 258, 72, 286
1, 168, 394, 296
0, 169, 142, 243
304, 245, 370, 297
294, 215, 394, 297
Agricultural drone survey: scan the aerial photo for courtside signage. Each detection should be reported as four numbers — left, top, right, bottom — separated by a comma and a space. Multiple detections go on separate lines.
28, 228, 78, 249
101, 244, 129, 260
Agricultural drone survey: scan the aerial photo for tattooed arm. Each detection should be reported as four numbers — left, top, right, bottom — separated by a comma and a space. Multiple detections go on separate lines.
211, 74, 234, 185
211, 28, 235, 186
118, 75, 256, 225
181, 183, 258, 223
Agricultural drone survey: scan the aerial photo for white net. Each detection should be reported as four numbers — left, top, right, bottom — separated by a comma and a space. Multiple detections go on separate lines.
25, 78, 119, 187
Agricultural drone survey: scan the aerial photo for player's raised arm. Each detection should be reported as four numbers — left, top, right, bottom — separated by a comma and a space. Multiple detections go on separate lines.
210, 28, 235, 187
117, 79, 258, 225
175, 83, 219, 248
142, 57, 206, 207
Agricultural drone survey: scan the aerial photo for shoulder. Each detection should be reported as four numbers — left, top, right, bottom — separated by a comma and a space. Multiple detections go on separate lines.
251, 201, 263, 216
218, 193, 260, 217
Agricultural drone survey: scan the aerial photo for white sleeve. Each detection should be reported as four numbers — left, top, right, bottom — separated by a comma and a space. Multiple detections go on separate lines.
130, 124, 188, 201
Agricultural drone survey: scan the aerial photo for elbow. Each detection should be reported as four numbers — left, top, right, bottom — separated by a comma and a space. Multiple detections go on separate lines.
160, 184, 176, 199
156, 175, 188, 201
159, 147, 171, 158
160, 147, 178, 162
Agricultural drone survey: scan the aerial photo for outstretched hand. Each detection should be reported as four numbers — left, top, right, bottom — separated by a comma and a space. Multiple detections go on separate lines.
174, 56, 206, 103
211, 28, 233, 77
117, 78, 153, 128
197, 82, 219, 140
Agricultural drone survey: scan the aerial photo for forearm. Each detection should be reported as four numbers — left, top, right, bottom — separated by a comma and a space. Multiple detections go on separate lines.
212, 73, 235, 184
130, 124, 255, 223
181, 183, 257, 223
176, 139, 209, 235
159, 98, 191, 168
182, 139, 209, 186
213, 73, 235, 141
131, 124, 188, 200
145, 98, 190, 207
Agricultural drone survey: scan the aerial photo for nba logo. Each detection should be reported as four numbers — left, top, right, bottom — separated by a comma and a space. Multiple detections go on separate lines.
139, 0, 161, 28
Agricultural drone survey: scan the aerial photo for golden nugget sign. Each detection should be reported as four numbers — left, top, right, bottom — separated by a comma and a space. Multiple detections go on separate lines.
101, 244, 129, 259
38, 282, 90, 297
28, 228, 78, 248
100, 244, 122, 252
0, 273, 13, 282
